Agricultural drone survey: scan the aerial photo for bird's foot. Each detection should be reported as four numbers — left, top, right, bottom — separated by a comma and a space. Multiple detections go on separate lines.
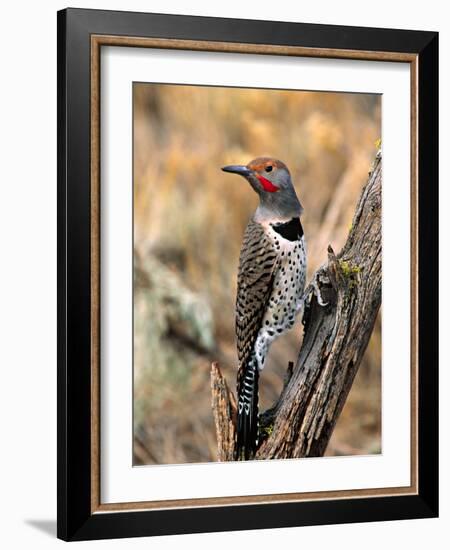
302, 272, 330, 309
312, 275, 330, 307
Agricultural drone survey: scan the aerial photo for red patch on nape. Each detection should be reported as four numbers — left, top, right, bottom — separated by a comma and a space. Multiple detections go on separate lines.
256, 174, 279, 193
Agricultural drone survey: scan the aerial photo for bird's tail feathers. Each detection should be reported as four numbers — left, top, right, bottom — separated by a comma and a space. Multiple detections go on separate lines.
235, 358, 259, 461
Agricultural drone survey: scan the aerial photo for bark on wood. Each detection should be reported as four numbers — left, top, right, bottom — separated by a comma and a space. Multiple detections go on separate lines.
210, 362, 237, 461
211, 152, 382, 460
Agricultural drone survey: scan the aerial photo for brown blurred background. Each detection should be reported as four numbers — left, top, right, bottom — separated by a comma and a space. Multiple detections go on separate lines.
133, 83, 381, 465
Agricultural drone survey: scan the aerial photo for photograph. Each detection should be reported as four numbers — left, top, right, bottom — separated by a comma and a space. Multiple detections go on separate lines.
0, 0, 442, 544
132, 82, 382, 465
54, 6, 439, 542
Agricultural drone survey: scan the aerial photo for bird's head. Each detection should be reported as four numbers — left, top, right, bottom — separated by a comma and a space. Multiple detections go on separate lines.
222, 157, 303, 221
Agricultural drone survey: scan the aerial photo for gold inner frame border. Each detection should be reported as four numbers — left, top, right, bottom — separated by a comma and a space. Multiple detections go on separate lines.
90, 35, 419, 514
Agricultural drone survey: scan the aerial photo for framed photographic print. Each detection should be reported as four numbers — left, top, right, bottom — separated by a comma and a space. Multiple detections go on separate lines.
57, 8, 438, 541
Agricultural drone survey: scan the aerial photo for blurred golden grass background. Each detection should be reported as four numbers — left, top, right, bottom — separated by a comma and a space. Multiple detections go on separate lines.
133, 83, 382, 465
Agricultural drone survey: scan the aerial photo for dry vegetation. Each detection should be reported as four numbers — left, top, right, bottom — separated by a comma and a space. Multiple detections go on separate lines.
133, 83, 382, 465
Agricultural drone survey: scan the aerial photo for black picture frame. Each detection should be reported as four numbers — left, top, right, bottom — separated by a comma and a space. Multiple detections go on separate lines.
57, 7, 438, 541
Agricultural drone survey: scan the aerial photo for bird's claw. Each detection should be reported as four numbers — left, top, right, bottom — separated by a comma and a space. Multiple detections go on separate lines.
302, 271, 331, 308
313, 277, 329, 307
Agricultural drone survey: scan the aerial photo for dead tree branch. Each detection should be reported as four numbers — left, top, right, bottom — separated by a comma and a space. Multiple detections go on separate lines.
211, 152, 382, 460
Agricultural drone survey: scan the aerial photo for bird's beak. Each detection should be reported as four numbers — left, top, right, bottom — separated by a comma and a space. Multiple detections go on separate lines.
221, 165, 253, 177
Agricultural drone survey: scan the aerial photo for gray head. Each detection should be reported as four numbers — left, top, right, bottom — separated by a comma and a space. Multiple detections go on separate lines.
222, 157, 303, 222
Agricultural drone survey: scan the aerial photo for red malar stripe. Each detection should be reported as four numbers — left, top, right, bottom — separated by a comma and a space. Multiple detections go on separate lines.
256, 175, 279, 193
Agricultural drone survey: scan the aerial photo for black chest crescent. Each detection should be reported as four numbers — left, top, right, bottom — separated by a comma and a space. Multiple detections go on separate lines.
271, 217, 304, 241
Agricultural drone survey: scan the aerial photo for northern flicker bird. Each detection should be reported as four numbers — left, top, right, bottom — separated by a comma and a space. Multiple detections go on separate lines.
222, 157, 306, 461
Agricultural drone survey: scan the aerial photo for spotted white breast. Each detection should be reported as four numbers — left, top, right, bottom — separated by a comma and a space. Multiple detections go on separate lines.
253, 224, 306, 370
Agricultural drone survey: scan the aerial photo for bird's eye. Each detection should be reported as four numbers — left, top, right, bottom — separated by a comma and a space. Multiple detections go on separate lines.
265, 165, 273, 173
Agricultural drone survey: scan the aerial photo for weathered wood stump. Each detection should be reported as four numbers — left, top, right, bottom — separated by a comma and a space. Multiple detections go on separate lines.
211, 152, 382, 460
